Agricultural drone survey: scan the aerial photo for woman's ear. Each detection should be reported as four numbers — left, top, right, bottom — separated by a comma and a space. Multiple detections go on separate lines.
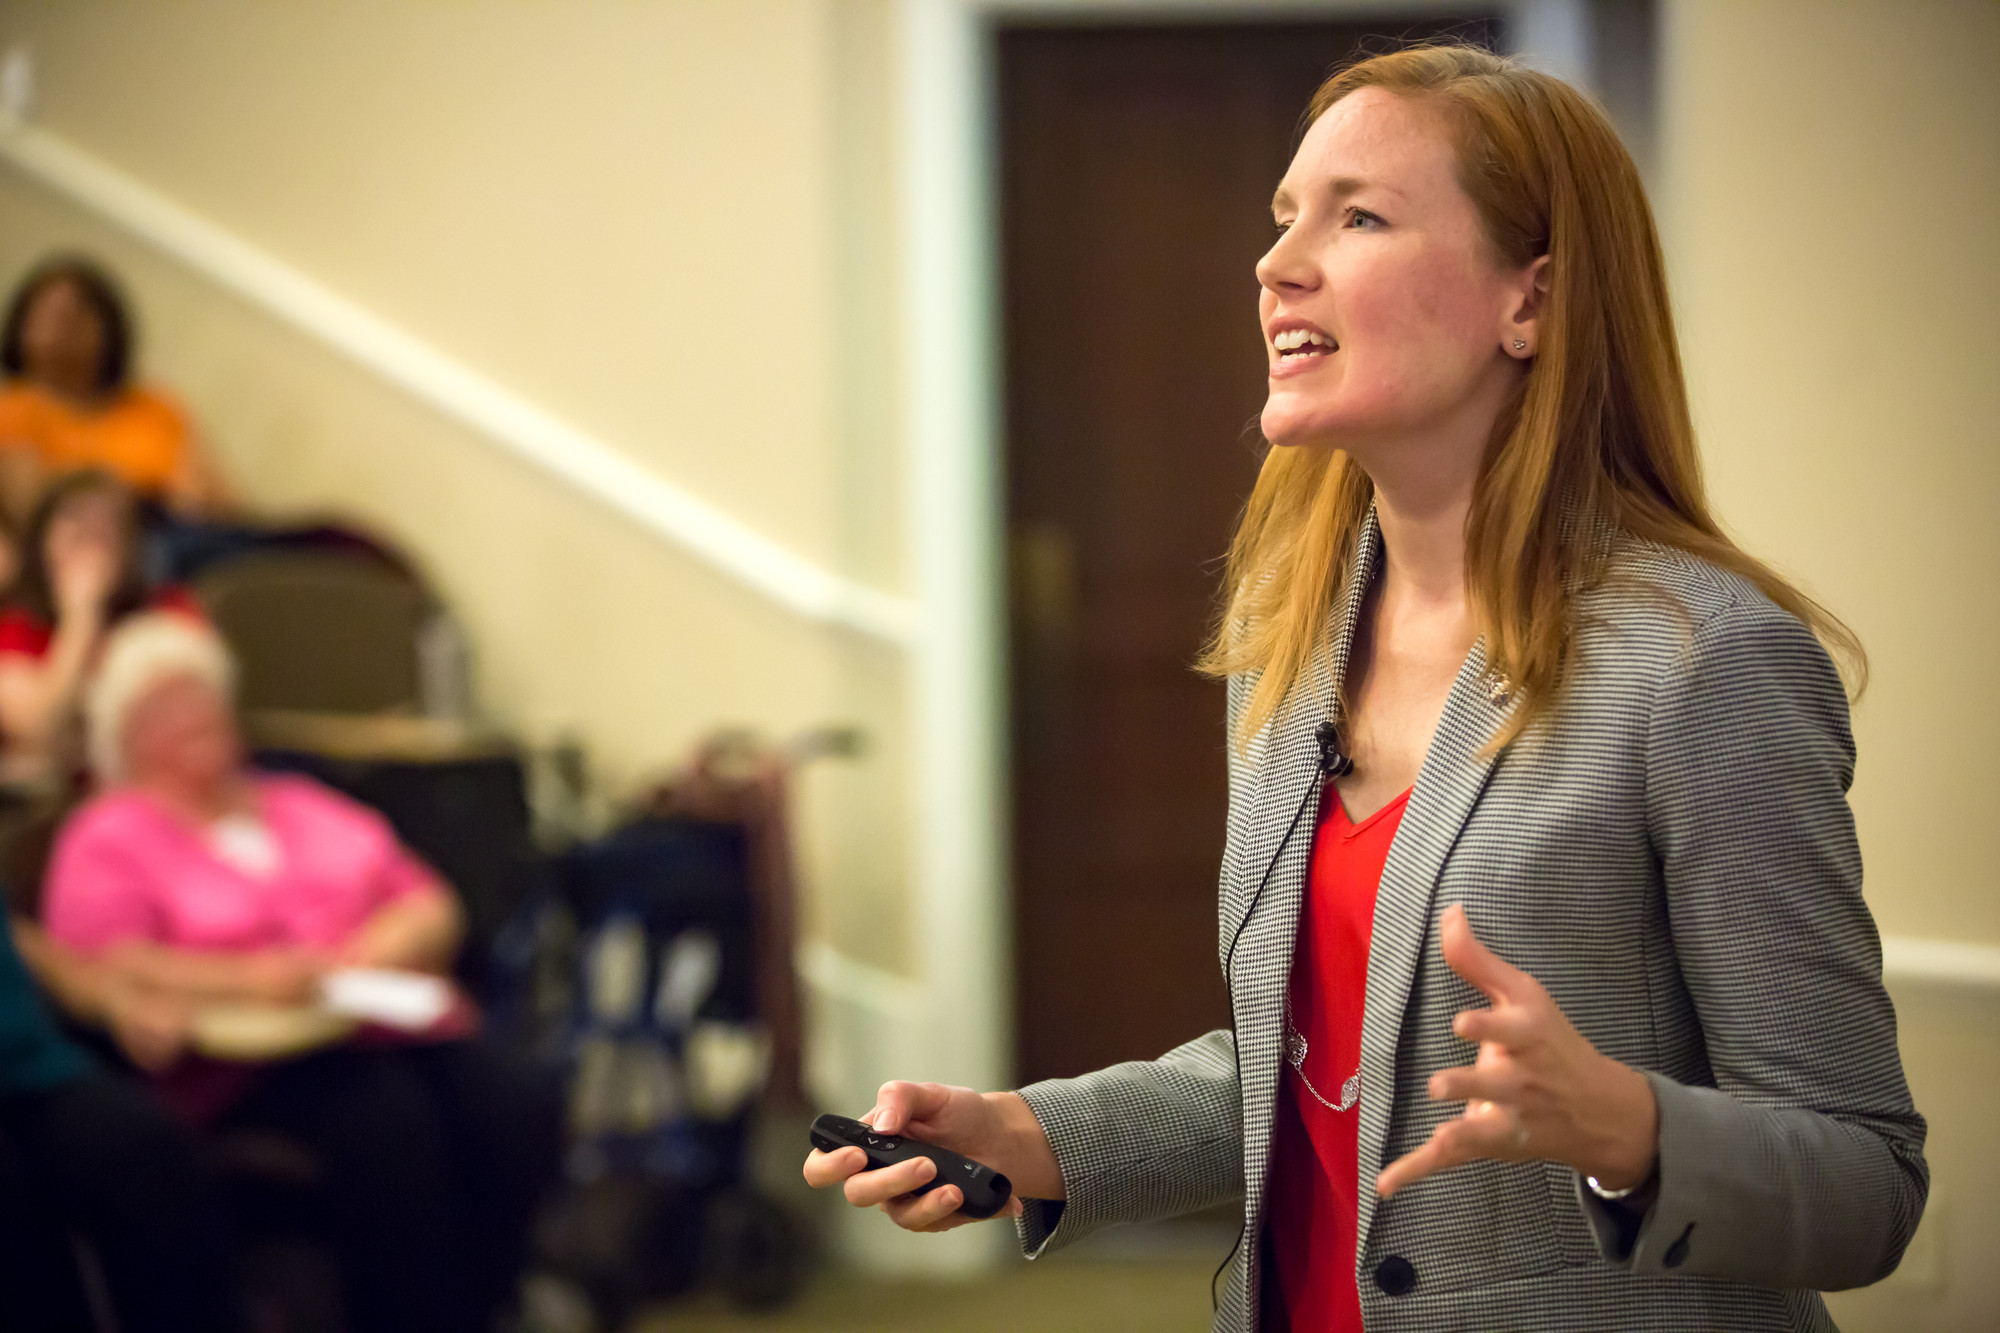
1504, 255, 1551, 358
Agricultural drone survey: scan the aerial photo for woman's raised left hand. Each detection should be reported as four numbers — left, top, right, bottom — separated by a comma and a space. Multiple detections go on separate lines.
1376, 903, 1659, 1199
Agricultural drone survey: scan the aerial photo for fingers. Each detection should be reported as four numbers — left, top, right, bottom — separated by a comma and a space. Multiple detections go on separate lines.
1439, 905, 1534, 1005
1376, 1122, 1472, 1198
1375, 1105, 1529, 1198
841, 1154, 939, 1210
802, 1145, 951, 1209
883, 1185, 967, 1232
869, 1080, 954, 1135
1452, 1005, 1538, 1048
1428, 1064, 1520, 1106
803, 1145, 942, 1203
804, 1144, 997, 1232
884, 1183, 1022, 1231
802, 1146, 869, 1190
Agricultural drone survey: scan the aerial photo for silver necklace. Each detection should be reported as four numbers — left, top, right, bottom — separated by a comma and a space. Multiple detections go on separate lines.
1283, 993, 1361, 1113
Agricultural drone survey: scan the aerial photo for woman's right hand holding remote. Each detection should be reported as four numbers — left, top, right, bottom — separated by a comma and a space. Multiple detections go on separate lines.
802, 1080, 1063, 1232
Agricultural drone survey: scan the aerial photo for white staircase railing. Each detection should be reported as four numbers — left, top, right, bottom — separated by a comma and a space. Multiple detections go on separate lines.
0, 118, 918, 647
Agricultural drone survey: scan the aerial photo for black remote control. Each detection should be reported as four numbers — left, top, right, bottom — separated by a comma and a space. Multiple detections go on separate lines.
809, 1113, 1013, 1220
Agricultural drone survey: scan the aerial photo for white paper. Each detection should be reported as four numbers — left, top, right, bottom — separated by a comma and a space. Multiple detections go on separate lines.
319, 968, 454, 1030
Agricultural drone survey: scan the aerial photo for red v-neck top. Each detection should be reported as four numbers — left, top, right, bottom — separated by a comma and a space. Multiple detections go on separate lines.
1268, 782, 1412, 1332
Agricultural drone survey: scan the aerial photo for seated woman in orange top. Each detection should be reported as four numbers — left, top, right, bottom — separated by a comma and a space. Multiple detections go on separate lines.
0, 256, 229, 518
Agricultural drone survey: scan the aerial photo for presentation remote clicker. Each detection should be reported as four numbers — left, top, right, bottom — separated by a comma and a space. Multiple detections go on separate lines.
809, 1113, 1014, 1220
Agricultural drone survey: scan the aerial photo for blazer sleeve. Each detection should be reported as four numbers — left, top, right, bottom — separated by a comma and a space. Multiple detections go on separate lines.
1013, 1027, 1244, 1258
1597, 592, 1928, 1288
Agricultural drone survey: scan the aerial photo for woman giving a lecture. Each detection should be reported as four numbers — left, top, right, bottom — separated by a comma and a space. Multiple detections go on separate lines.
807, 43, 1926, 1333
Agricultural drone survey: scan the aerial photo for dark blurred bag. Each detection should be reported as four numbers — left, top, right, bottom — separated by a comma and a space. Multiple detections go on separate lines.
630, 732, 808, 1107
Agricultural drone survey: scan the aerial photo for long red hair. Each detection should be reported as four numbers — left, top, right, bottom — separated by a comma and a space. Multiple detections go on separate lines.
1201, 43, 1860, 745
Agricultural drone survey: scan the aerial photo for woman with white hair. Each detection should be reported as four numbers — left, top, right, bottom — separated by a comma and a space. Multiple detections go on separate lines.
48, 612, 461, 1026
33, 613, 560, 1333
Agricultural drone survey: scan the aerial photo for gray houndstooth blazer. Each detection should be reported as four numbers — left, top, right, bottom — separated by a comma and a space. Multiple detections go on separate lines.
1012, 508, 1927, 1331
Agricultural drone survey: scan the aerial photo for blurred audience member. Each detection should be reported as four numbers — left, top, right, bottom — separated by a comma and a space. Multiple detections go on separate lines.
0, 916, 244, 1332
0, 507, 20, 595
35, 614, 560, 1333
0, 255, 230, 517
0, 470, 200, 784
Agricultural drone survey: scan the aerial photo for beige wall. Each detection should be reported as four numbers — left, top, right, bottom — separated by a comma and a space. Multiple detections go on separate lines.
1664, 3, 2000, 1325
1664, 0, 2000, 948
5, 0, 874, 577
0, 0, 913, 974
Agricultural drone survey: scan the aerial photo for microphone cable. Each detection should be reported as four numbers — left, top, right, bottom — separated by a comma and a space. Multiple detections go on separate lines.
1211, 719, 1349, 1311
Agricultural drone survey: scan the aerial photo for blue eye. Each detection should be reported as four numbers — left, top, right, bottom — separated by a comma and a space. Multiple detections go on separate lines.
1345, 207, 1384, 229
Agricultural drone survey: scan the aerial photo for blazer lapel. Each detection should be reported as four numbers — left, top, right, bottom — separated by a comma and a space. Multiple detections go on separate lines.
1353, 636, 1515, 1252
1231, 508, 1381, 1222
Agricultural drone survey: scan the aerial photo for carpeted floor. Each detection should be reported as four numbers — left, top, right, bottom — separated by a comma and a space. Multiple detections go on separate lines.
638, 1255, 1218, 1332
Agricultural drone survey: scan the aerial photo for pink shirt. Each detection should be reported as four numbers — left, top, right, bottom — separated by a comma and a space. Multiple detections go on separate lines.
45, 774, 440, 955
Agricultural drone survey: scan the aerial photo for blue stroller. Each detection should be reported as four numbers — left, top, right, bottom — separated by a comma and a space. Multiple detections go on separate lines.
495, 732, 841, 1326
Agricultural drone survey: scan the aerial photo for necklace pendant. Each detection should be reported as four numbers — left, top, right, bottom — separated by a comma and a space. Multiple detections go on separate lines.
1284, 1016, 1361, 1114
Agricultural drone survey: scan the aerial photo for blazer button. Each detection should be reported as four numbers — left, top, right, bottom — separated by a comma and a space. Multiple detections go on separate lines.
1373, 1255, 1417, 1296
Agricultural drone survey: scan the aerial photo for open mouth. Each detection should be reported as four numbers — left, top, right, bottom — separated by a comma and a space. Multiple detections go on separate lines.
1272, 326, 1337, 364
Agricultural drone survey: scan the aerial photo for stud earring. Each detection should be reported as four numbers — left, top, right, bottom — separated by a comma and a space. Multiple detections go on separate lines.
1512, 339, 1528, 351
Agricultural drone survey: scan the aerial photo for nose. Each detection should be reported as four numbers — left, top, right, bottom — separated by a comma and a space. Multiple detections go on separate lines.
1255, 224, 1319, 299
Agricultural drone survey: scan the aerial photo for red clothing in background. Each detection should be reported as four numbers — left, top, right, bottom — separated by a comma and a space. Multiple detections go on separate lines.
0, 585, 202, 660
1268, 783, 1411, 1332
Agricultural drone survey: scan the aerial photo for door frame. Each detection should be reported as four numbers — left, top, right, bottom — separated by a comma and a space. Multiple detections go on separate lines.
884, 0, 1591, 1274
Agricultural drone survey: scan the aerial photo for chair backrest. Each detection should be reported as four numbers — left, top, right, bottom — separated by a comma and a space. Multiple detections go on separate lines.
194, 551, 433, 715
0, 795, 74, 921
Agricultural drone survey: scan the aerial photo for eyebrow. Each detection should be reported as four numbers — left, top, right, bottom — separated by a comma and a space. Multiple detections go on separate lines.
1271, 175, 1401, 213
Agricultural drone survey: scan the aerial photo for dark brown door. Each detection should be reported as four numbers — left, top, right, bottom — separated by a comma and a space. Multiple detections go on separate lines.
1001, 20, 1497, 1085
